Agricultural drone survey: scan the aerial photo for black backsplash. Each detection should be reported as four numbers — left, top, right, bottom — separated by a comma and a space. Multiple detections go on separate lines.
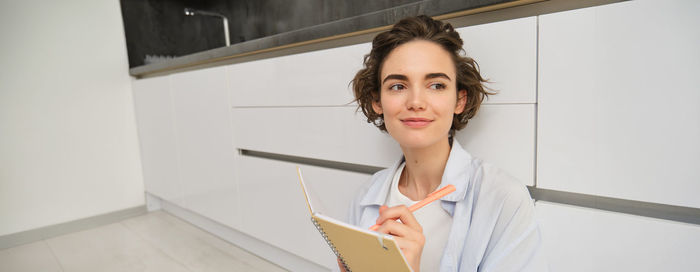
120, 0, 222, 67
120, 0, 510, 68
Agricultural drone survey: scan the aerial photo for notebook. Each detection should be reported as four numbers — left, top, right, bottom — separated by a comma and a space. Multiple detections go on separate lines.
296, 167, 412, 272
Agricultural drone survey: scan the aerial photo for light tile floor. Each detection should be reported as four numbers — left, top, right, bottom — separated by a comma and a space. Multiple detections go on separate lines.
0, 211, 288, 272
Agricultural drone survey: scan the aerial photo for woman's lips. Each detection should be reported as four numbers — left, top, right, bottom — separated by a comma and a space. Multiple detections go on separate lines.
401, 118, 433, 128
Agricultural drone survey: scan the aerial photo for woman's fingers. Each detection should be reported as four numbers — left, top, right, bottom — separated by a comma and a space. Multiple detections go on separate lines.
377, 219, 414, 237
377, 219, 425, 244
375, 207, 425, 272
375, 205, 423, 233
375, 204, 426, 253
389, 235, 424, 254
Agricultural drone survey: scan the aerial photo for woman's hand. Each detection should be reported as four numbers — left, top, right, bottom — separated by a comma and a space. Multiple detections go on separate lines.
374, 205, 425, 272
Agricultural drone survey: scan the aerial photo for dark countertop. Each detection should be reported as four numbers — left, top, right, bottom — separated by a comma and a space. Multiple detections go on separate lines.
129, 0, 536, 78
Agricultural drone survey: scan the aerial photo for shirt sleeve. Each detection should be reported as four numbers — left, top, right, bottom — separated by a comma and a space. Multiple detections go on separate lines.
478, 185, 549, 272
346, 174, 378, 227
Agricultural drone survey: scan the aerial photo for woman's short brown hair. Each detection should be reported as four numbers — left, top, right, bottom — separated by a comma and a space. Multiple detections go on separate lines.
352, 15, 492, 135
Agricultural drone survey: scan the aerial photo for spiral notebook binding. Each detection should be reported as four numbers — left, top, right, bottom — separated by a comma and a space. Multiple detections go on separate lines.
311, 217, 351, 272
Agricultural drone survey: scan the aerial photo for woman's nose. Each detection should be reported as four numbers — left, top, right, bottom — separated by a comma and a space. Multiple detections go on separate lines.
406, 89, 426, 111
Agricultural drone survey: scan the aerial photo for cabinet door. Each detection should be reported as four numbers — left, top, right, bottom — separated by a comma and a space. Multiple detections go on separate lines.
537, 202, 700, 271
236, 155, 370, 269
456, 104, 535, 186
132, 76, 181, 201
456, 16, 537, 104
537, 0, 700, 208
169, 66, 240, 228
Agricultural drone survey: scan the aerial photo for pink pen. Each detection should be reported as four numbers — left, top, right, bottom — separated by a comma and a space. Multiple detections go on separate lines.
369, 184, 456, 231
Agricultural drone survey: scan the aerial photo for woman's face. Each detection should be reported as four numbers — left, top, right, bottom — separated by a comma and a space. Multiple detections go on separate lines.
373, 40, 467, 150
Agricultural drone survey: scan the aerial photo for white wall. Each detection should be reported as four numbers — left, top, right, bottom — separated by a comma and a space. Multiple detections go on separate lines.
0, 0, 144, 236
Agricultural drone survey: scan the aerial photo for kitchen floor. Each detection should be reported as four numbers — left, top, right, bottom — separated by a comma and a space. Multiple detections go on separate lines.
0, 211, 287, 272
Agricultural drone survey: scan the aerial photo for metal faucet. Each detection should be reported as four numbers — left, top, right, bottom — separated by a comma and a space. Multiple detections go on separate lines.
184, 8, 230, 47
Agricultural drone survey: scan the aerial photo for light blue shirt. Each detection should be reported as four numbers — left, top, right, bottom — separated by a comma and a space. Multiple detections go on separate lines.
347, 140, 548, 271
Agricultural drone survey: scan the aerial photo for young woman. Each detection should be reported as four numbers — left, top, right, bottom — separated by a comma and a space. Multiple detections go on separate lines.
345, 15, 547, 271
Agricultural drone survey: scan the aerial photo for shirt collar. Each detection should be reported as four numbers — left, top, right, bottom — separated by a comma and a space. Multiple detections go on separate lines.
437, 139, 473, 203
358, 139, 474, 207
358, 158, 402, 207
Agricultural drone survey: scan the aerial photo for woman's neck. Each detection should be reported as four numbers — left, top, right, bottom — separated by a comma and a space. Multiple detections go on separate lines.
398, 137, 451, 201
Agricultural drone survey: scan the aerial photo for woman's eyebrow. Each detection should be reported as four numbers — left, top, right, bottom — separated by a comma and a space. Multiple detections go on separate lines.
382, 74, 408, 84
425, 73, 451, 81
382, 73, 451, 84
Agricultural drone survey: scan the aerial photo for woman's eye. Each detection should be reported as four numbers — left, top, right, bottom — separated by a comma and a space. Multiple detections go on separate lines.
389, 84, 405, 91
429, 83, 446, 90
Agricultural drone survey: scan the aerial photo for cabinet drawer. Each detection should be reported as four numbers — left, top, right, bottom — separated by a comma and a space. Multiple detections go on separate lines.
456, 16, 537, 104
537, 201, 700, 271
456, 104, 535, 186
227, 43, 370, 107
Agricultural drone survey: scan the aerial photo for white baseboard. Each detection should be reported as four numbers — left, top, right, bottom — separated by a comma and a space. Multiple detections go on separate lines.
145, 193, 162, 211
150, 193, 329, 272
0, 205, 147, 250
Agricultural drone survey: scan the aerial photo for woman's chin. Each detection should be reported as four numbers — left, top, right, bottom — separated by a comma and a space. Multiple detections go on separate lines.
393, 135, 449, 151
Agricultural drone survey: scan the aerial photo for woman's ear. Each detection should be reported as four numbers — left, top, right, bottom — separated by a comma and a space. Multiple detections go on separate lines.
455, 90, 467, 114
372, 99, 383, 114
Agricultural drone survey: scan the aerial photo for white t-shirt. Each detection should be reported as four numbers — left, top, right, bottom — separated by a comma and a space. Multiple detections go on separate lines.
386, 162, 452, 272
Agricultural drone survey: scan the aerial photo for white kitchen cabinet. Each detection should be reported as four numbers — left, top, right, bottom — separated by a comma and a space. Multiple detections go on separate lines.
169, 66, 241, 229
235, 155, 371, 269
233, 104, 534, 185
127, 3, 700, 270
457, 16, 537, 104
537, 0, 700, 208
131, 76, 182, 202
227, 43, 370, 107
536, 201, 700, 272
